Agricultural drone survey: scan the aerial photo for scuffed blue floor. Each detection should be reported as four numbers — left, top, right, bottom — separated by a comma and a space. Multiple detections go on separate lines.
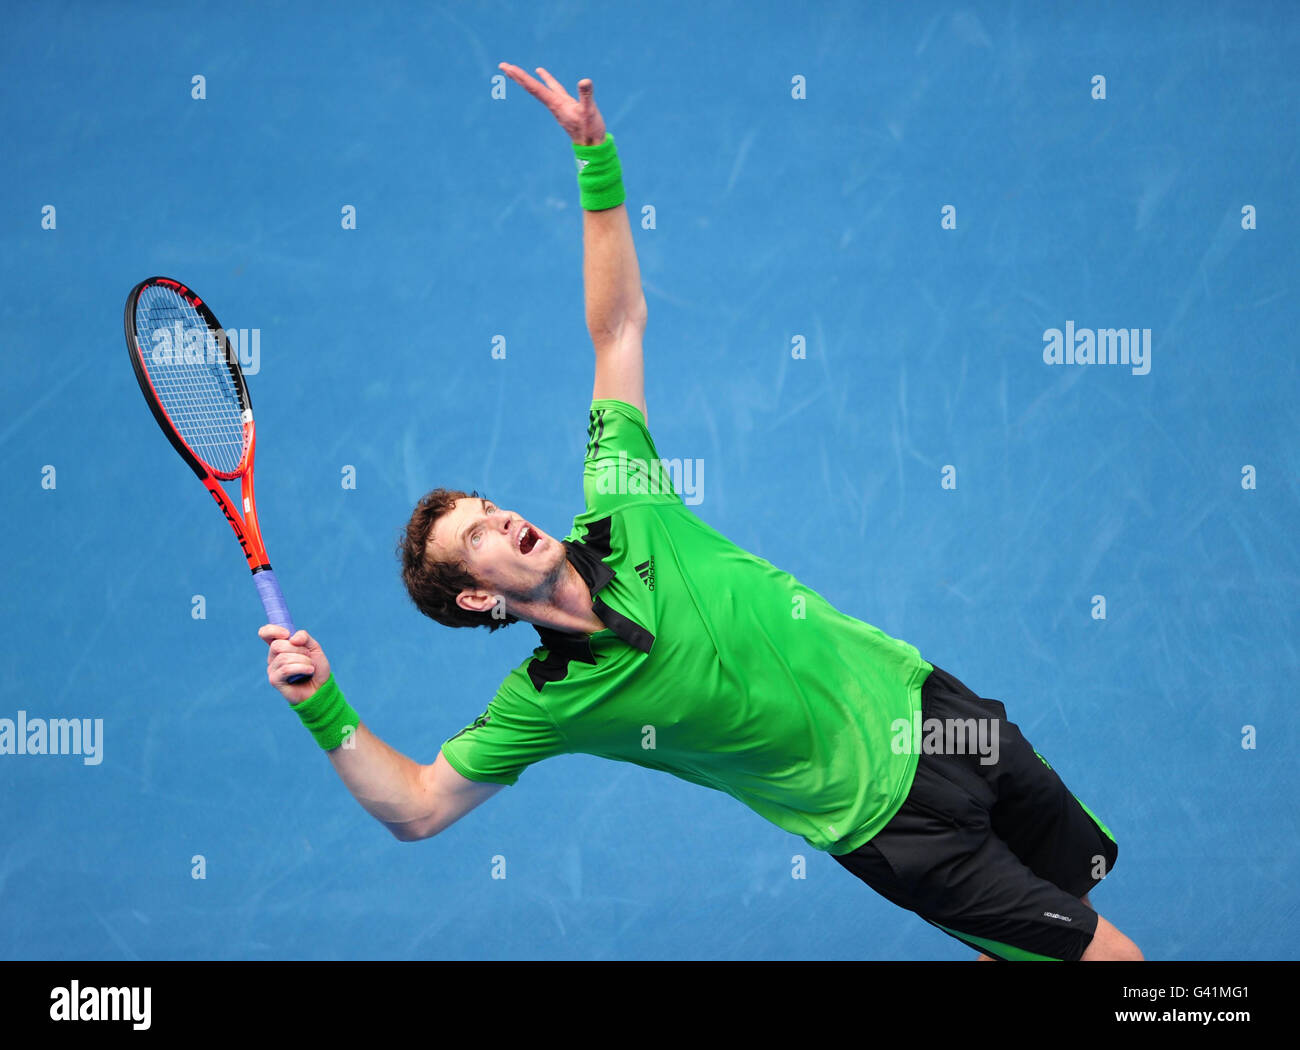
1, 1, 1296, 960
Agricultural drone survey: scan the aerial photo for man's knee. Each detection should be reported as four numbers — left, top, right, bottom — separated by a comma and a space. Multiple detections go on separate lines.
1081, 914, 1143, 961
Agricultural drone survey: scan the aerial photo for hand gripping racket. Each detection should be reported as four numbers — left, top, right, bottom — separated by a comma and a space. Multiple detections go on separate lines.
124, 276, 309, 682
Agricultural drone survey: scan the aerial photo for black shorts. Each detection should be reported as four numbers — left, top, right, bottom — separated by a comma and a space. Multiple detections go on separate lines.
833, 665, 1119, 961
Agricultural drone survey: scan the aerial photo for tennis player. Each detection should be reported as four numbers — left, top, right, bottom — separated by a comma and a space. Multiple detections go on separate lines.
260, 63, 1142, 962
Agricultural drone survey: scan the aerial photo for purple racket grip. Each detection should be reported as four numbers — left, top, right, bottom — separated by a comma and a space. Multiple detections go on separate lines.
254, 569, 310, 684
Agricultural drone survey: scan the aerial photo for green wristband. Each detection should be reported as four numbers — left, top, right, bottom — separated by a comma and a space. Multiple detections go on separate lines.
573, 132, 625, 211
292, 673, 359, 751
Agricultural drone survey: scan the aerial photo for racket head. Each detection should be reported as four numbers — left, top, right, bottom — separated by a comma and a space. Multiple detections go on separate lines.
124, 277, 253, 481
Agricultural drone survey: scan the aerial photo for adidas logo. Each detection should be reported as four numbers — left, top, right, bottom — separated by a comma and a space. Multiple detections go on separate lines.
634, 557, 655, 591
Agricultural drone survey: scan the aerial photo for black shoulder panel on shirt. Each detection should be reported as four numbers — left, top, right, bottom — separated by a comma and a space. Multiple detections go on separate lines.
580, 515, 613, 559
527, 627, 598, 692
563, 528, 615, 594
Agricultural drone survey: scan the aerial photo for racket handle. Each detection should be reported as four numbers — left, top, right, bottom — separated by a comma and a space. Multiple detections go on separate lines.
254, 569, 311, 685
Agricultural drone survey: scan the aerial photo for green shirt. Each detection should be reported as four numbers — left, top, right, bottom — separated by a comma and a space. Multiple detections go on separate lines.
440, 399, 932, 854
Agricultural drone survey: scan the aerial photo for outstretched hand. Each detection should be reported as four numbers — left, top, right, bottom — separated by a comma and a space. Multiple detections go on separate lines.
498, 62, 607, 145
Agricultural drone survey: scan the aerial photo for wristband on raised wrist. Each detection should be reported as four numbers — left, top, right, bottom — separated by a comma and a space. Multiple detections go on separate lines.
573, 132, 625, 211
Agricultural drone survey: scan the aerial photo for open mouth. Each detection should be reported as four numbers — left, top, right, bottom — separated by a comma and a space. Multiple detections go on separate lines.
517, 523, 540, 556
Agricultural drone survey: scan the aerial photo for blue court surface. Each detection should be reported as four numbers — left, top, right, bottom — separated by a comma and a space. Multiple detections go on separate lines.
1, 1, 1296, 961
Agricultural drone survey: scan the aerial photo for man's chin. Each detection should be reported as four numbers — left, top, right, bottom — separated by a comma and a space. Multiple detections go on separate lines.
537, 536, 569, 580
511, 539, 569, 602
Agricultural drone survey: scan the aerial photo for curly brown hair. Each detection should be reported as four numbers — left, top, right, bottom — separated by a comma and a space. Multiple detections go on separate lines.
397, 487, 519, 631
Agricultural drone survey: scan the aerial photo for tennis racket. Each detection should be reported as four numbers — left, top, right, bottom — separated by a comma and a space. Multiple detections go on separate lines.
124, 276, 309, 683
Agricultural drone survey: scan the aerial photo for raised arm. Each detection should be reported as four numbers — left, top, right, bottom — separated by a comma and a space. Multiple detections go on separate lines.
499, 62, 648, 417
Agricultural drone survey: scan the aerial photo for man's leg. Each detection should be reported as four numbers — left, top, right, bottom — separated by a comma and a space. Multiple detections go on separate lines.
1078, 895, 1143, 961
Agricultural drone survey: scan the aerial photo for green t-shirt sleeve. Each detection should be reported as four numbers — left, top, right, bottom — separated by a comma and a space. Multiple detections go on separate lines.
439, 677, 566, 785
582, 399, 683, 515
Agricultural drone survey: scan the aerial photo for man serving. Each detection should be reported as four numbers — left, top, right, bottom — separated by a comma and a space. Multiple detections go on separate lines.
260, 63, 1142, 962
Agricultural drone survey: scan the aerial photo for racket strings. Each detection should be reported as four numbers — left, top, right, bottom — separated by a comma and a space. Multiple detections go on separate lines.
134, 286, 247, 475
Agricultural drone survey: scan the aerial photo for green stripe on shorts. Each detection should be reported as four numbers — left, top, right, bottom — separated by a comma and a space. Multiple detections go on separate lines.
935, 923, 1062, 962
1034, 749, 1117, 845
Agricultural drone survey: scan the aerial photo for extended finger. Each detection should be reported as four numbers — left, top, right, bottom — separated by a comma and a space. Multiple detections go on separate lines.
499, 62, 550, 99
577, 78, 597, 117
534, 66, 569, 98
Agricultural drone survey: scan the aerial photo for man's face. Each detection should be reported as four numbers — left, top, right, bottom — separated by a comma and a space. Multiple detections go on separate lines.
427, 497, 568, 614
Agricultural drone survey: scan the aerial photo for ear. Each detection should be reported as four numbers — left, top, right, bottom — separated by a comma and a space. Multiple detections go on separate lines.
456, 589, 500, 615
